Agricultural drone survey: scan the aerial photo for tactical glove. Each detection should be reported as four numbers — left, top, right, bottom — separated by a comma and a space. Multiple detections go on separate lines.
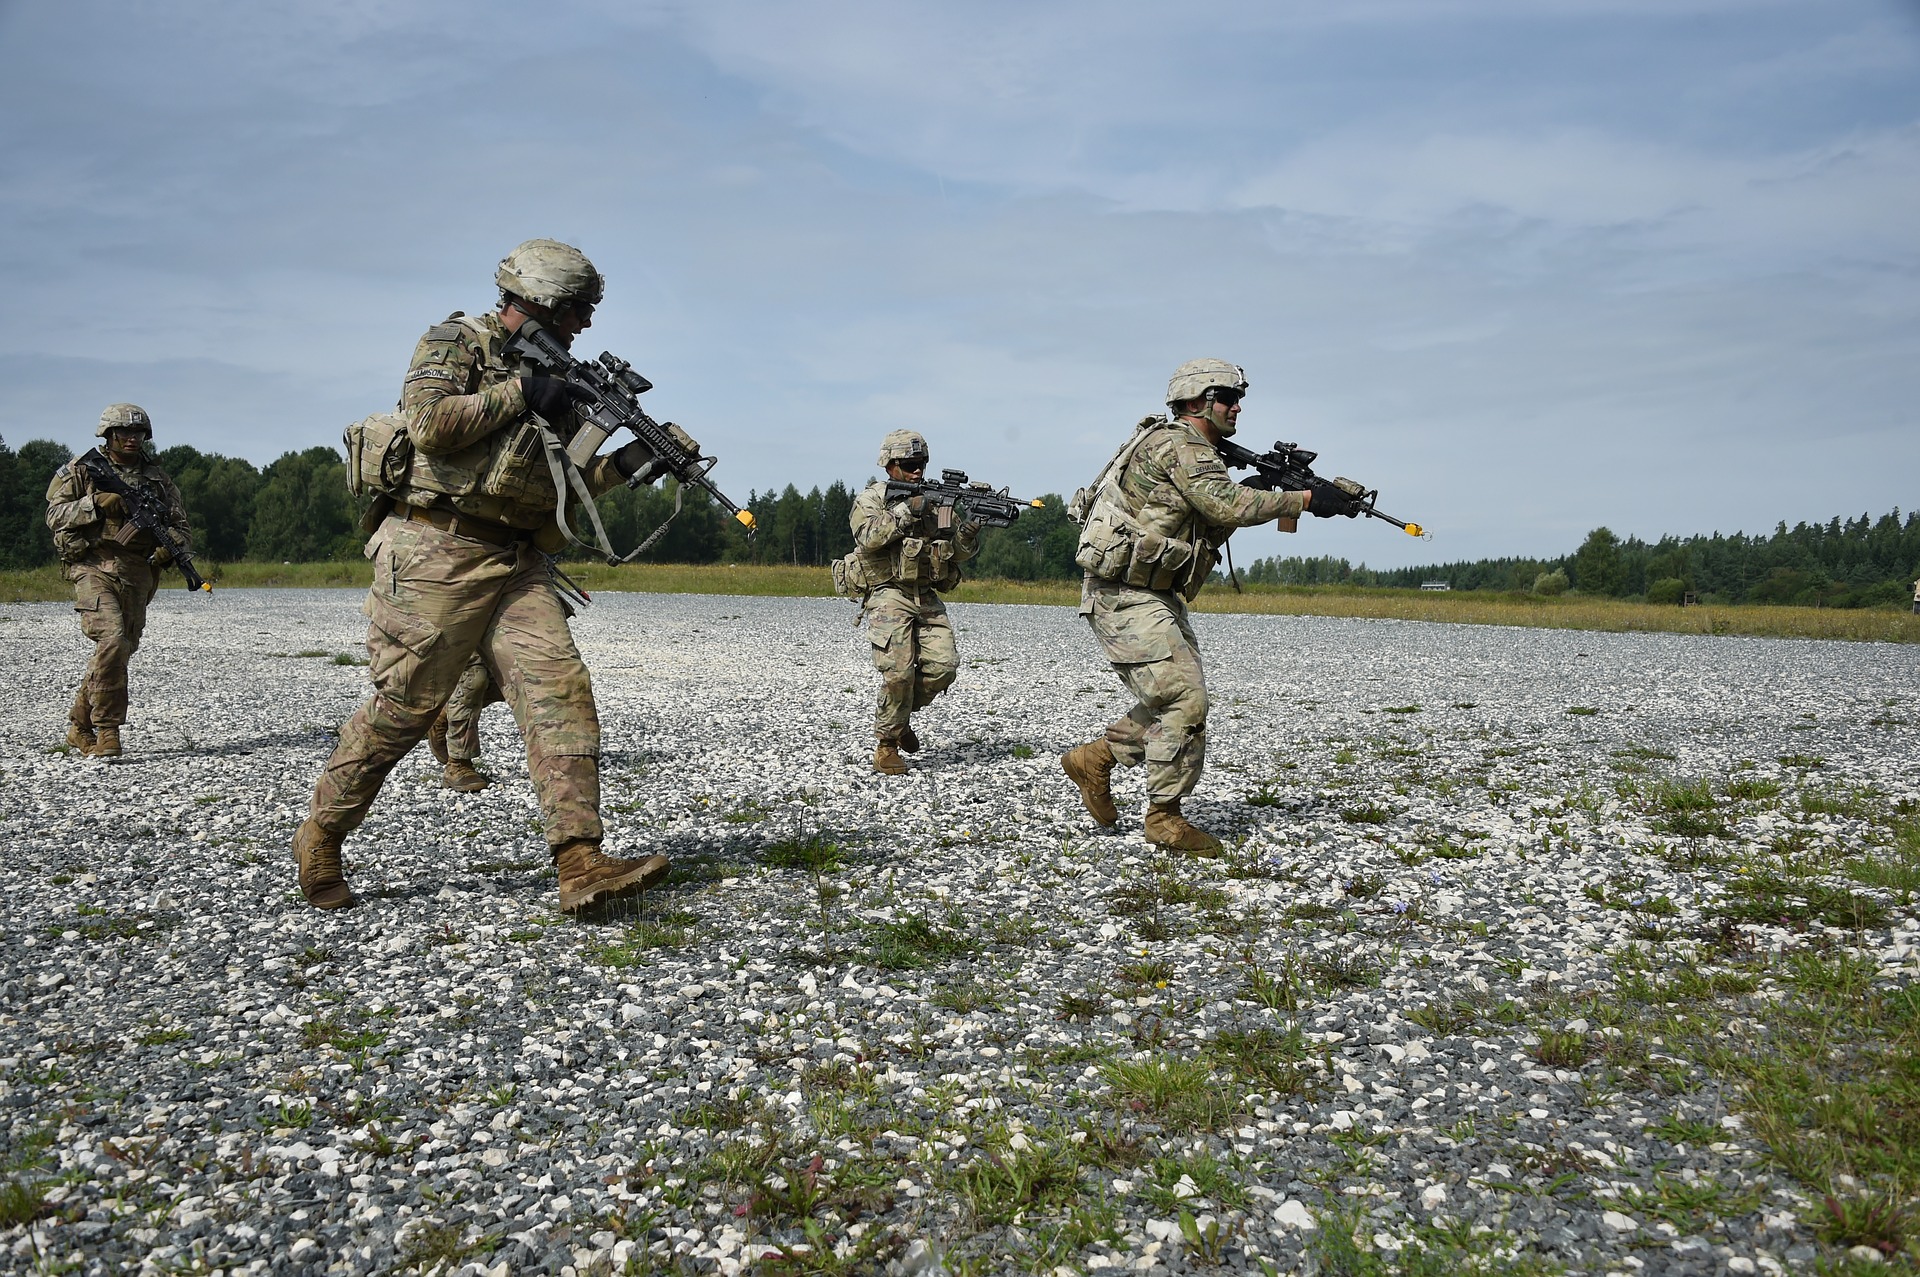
94, 491, 127, 520
611, 439, 659, 482
520, 377, 592, 421
1308, 482, 1358, 518
149, 545, 174, 568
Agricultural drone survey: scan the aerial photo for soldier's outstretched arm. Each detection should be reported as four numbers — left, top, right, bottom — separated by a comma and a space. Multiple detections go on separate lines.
1168, 438, 1307, 529
402, 327, 528, 455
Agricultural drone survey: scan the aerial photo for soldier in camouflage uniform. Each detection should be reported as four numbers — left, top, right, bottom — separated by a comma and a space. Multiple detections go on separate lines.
1060, 359, 1353, 854
43, 404, 193, 759
426, 655, 503, 792
847, 430, 980, 775
294, 239, 671, 913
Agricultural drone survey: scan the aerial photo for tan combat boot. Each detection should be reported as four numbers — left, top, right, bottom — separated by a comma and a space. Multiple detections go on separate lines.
443, 761, 490, 792
91, 726, 122, 759
897, 723, 920, 754
1060, 739, 1118, 826
67, 724, 96, 754
1144, 800, 1223, 858
292, 820, 355, 910
553, 841, 669, 913
873, 742, 908, 776
426, 712, 450, 765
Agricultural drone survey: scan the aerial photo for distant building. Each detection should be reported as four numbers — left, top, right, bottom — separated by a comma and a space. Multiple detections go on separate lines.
1420, 580, 1451, 592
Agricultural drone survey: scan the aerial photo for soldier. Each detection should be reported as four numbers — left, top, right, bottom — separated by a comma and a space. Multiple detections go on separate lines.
426, 656, 502, 792
293, 238, 670, 913
1059, 359, 1351, 855
44, 404, 192, 759
847, 430, 980, 775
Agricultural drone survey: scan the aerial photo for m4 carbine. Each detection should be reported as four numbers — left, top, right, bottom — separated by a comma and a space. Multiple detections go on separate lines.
504, 320, 757, 558
1215, 438, 1425, 538
884, 469, 1044, 530
76, 449, 212, 591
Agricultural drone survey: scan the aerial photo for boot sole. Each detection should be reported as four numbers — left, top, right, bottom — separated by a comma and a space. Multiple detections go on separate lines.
559, 854, 669, 913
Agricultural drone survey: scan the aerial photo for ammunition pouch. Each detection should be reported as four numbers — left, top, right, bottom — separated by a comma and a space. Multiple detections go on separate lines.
832, 552, 872, 598
343, 412, 414, 499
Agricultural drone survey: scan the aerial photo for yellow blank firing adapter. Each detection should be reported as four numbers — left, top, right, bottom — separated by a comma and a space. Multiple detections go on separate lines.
1029, 499, 1044, 508
1405, 523, 1427, 538
736, 510, 757, 531
199, 582, 213, 592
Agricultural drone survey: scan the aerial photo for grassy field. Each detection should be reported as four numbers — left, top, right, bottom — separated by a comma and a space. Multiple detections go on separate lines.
5, 560, 1917, 643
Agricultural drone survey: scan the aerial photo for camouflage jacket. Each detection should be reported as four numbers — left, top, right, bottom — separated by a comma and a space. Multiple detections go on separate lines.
1076, 416, 1305, 599
396, 311, 624, 529
44, 453, 190, 575
848, 479, 980, 595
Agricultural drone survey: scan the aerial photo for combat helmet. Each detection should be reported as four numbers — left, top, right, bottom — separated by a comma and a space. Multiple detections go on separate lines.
496, 239, 605, 311
1165, 358, 1248, 406
96, 403, 152, 438
877, 429, 929, 467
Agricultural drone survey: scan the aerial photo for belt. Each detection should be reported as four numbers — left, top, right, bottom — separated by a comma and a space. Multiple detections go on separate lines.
402, 504, 531, 548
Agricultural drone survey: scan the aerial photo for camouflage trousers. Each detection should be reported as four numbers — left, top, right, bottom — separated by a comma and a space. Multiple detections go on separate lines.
1080, 577, 1209, 804
445, 655, 504, 763
864, 584, 958, 741
67, 561, 157, 729
309, 517, 601, 847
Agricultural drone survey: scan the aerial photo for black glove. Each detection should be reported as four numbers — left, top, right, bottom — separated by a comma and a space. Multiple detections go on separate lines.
1308, 481, 1358, 518
611, 439, 657, 481
520, 377, 591, 420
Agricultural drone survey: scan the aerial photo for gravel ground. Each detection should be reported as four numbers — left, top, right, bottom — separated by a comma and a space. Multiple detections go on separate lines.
1, 588, 1916, 1276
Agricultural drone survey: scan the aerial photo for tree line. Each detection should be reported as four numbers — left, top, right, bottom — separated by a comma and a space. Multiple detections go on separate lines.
1241, 512, 1920, 608
5, 435, 1913, 606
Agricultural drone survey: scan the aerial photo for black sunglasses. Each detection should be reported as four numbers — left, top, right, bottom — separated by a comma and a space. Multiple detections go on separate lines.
1208, 389, 1244, 406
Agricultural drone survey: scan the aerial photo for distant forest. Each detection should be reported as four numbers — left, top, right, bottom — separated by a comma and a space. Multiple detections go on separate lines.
2, 435, 1914, 607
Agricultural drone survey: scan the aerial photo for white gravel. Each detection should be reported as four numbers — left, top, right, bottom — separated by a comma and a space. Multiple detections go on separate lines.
1, 588, 1916, 1276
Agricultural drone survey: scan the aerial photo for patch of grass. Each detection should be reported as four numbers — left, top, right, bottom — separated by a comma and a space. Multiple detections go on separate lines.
1530, 1029, 1594, 1069
300, 1017, 386, 1052
1725, 776, 1783, 801
1383, 704, 1421, 715
764, 832, 844, 873
1341, 803, 1392, 825
1102, 1054, 1234, 1131
931, 979, 1000, 1014
593, 912, 700, 965
330, 651, 368, 666
1010, 743, 1036, 760
1206, 1025, 1318, 1097
1307, 947, 1387, 991
1243, 962, 1301, 1012
953, 1135, 1088, 1226
1567, 706, 1600, 716
863, 911, 979, 970
1056, 990, 1107, 1021
1714, 870, 1892, 930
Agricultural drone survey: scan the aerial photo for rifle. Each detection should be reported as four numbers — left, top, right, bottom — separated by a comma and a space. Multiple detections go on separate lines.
76, 450, 212, 592
1215, 438, 1425, 538
503, 319, 757, 560
883, 469, 1044, 530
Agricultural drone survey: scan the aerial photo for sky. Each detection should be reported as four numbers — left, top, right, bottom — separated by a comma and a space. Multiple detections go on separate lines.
1, 0, 1915, 569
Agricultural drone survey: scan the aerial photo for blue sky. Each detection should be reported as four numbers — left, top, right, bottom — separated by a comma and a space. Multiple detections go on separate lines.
2, 0, 1915, 568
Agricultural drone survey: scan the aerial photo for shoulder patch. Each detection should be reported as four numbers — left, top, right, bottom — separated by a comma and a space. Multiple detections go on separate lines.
423, 323, 468, 344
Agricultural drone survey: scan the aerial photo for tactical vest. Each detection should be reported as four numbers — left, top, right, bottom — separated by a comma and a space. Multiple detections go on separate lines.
394, 313, 568, 528
1070, 416, 1218, 600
